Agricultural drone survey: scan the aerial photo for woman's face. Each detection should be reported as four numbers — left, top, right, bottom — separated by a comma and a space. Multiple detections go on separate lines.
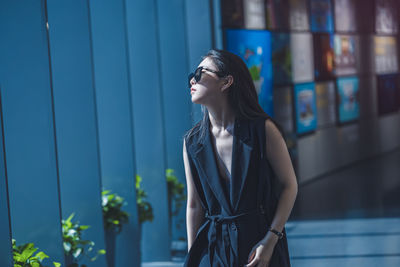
189, 57, 225, 105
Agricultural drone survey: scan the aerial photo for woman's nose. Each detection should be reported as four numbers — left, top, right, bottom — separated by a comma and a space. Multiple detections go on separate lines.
190, 76, 196, 86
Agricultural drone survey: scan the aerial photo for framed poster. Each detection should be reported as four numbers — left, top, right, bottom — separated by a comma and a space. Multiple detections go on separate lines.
243, 0, 266, 29
273, 86, 294, 133
313, 34, 335, 80
310, 0, 334, 33
375, 0, 398, 34
289, 0, 309, 31
334, 35, 357, 76
266, 0, 290, 30
271, 33, 292, 85
336, 77, 360, 123
221, 0, 266, 29
377, 73, 400, 115
334, 0, 357, 32
221, 0, 245, 28
374, 36, 398, 74
315, 81, 336, 127
225, 29, 273, 116
294, 82, 318, 134
291, 33, 314, 83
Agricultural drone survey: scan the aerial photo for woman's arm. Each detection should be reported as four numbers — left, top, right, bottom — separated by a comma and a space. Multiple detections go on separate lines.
262, 119, 298, 243
183, 139, 205, 251
246, 119, 298, 266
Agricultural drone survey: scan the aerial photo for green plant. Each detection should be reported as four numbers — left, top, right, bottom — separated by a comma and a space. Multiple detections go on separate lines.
62, 213, 105, 266
12, 239, 60, 267
102, 189, 129, 233
249, 65, 261, 81
166, 168, 186, 218
135, 174, 154, 224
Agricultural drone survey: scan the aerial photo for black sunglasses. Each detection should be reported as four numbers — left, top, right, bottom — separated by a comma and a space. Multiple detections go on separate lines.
188, 66, 225, 88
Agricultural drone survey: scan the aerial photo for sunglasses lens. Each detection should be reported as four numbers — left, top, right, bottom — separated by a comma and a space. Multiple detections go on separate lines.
195, 68, 202, 82
188, 73, 194, 88
188, 67, 204, 88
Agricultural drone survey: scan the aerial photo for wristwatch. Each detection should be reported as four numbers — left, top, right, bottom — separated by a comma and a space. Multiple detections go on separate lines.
268, 227, 284, 239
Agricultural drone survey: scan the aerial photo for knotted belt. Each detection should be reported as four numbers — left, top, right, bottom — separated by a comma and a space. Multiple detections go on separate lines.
204, 206, 265, 266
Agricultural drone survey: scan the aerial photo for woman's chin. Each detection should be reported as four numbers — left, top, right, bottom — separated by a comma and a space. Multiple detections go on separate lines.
191, 95, 202, 104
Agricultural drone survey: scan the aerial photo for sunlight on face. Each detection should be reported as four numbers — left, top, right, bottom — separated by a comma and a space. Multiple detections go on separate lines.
190, 57, 224, 105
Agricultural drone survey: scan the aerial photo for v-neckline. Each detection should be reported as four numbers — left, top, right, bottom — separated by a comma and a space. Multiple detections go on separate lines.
209, 119, 235, 182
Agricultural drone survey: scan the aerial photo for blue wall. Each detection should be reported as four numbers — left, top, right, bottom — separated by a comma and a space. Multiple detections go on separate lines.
124, 0, 171, 261
0, 0, 218, 265
156, 0, 192, 242
0, 0, 64, 264
46, 1, 107, 266
89, 0, 141, 266
0, 91, 13, 267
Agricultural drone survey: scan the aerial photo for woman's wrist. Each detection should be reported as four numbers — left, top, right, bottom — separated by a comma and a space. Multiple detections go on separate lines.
262, 230, 280, 247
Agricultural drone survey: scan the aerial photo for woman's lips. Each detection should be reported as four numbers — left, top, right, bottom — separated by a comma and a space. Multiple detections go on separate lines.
191, 88, 196, 93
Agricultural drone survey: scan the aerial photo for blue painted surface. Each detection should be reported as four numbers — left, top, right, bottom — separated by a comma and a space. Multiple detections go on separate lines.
211, 0, 223, 50
0, 92, 13, 267
46, 1, 107, 266
88, 0, 141, 266
185, 0, 214, 124
156, 0, 192, 242
125, 0, 171, 261
0, 0, 64, 264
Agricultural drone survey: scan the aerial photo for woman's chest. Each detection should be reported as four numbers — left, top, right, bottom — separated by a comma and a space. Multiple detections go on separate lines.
210, 132, 234, 181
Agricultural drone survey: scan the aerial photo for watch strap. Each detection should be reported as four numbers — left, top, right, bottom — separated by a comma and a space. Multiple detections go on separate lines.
268, 227, 284, 239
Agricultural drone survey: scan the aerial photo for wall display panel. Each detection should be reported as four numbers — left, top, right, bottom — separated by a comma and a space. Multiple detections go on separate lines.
243, 0, 266, 29
271, 33, 292, 86
336, 77, 360, 123
266, 0, 290, 30
291, 33, 314, 83
289, 0, 309, 31
310, 0, 334, 33
334, 0, 356, 32
315, 81, 336, 127
313, 34, 335, 80
375, 0, 398, 34
374, 36, 398, 74
225, 29, 273, 115
294, 83, 318, 134
273, 86, 294, 133
334, 35, 357, 76
221, 0, 244, 28
221, 0, 266, 29
355, 0, 374, 33
377, 73, 400, 115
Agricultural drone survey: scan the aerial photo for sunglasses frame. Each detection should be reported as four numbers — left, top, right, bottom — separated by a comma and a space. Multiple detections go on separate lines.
188, 66, 225, 88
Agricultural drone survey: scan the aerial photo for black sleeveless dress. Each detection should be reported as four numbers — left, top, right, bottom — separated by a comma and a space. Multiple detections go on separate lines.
184, 116, 291, 267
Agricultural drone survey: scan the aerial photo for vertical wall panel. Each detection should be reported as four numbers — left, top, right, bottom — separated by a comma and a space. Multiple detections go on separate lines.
0, 0, 64, 264
185, 0, 214, 123
156, 0, 192, 243
46, 1, 106, 266
125, 0, 170, 261
211, 0, 224, 49
0, 92, 13, 267
88, 0, 140, 266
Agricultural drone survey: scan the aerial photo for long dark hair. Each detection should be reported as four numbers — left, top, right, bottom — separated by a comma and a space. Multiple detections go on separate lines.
184, 49, 282, 143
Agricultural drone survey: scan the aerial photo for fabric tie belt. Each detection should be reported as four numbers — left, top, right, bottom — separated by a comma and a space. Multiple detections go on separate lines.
204, 207, 265, 266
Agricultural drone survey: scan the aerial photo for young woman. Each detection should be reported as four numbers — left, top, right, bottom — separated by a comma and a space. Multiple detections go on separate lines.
183, 49, 297, 267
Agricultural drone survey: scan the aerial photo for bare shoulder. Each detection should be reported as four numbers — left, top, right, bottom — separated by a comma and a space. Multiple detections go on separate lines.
264, 118, 284, 142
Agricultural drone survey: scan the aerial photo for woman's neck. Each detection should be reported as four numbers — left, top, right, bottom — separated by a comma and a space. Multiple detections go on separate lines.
208, 109, 235, 133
